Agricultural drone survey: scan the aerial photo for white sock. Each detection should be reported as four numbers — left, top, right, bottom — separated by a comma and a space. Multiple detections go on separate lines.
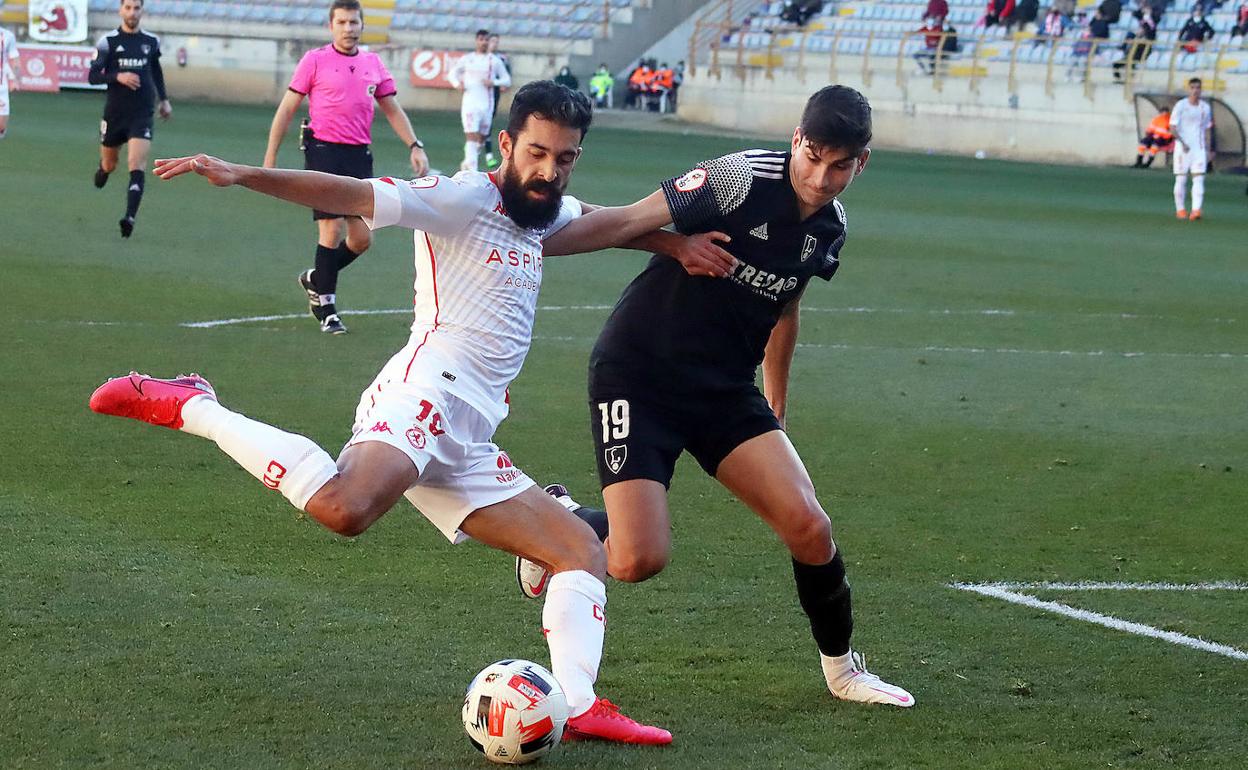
1173, 175, 1187, 211
1192, 174, 1205, 211
820, 650, 856, 690
542, 570, 606, 718
463, 140, 480, 171
180, 397, 338, 510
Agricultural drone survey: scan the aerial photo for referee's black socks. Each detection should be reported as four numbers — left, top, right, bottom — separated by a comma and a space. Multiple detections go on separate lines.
313, 243, 362, 297
125, 170, 145, 219
793, 551, 854, 657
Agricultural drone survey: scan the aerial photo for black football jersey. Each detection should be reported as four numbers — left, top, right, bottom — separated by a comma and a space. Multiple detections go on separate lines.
590, 150, 846, 395
88, 27, 167, 118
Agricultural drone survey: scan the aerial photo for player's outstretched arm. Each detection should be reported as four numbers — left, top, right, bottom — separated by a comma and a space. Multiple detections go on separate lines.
542, 189, 673, 256
622, 229, 736, 278
154, 154, 374, 218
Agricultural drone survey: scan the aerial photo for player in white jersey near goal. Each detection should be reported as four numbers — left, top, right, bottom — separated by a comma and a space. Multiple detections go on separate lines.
0, 25, 20, 139
1169, 77, 1214, 221
88, 81, 734, 746
447, 28, 511, 173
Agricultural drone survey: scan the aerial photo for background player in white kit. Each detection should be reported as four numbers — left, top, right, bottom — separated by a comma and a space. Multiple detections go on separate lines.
448, 29, 511, 172
0, 26, 18, 139
86, 81, 740, 745
1169, 77, 1213, 221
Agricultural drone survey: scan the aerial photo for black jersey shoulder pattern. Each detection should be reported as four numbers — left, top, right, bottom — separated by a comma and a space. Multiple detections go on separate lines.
660, 149, 793, 234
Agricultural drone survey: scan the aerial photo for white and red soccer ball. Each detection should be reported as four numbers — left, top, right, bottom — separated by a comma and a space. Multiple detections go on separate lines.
463, 659, 568, 765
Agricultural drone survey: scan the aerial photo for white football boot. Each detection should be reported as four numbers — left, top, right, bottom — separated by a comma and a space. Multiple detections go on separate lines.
515, 484, 579, 599
823, 650, 915, 707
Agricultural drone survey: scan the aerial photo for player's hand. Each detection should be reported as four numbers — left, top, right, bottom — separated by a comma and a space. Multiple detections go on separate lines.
154, 154, 241, 187
670, 231, 736, 278
410, 146, 430, 176
158, 100, 172, 120
116, 72, 141, 90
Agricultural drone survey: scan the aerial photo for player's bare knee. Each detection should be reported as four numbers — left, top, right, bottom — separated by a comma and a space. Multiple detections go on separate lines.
546, 528, 607, 579
783, 509, 833, 563
308, 486, 386, 537
345, 232, 371, 254
609, 551, 668, 583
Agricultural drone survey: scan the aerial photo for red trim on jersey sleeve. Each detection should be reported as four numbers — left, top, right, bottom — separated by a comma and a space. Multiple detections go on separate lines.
403, 232, 442, 383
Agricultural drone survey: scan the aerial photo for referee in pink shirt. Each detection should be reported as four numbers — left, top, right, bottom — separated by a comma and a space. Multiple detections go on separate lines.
264, 0, 428, 335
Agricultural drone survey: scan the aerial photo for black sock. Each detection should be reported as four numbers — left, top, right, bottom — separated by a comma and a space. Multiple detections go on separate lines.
572, 505, 609, 542
125, 170, 145, 218
334, 243, 362, 272
483, 138, 494, 154
314, 244, 340, 295
792, 552, 853, 657
1143, 156, 1155, 167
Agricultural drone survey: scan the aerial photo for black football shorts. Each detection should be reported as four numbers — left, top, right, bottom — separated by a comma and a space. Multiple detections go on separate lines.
587, 378, 782, 489
99, 112, 154, 147
303, 137, 373, 220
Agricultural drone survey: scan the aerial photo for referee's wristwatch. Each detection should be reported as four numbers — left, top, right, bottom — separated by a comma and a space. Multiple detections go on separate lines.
409, 138, 425, 150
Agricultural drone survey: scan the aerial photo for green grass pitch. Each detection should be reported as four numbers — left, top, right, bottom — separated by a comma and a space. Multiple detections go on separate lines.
2, 91, 1246, 768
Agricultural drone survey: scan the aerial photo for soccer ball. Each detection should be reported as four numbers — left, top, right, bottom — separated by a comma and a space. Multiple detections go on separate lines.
462, 659, 568, 765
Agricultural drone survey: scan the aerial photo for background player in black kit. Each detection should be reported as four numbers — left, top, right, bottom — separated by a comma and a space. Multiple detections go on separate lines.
524, 86, 914, 707
88, 0, 171, 238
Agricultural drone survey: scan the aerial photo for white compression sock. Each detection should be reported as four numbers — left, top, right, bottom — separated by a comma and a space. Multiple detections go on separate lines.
1192, 174, 1205, 210
463, 140, 481, 171
1174, 175, 1188, 211
180, 397, 338, 510
542, 570, 606, 717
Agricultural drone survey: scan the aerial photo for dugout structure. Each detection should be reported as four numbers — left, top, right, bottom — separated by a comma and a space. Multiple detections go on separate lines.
1133, 94, 1247, 174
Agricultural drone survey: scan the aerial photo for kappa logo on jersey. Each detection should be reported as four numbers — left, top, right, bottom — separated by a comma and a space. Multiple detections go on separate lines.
749, 223, 769, 240
496, 451, 521, 483
801, 234, 817, 262
493, 202, 507, 216
406, 426, 427, 449
605, 445, 627, 474
368, 421, 393, 434
674, 168, 707, 192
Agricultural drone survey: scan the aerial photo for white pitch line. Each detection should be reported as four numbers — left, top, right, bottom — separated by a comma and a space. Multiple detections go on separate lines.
963, 581, 1248, 592
952, 583, 1248, 662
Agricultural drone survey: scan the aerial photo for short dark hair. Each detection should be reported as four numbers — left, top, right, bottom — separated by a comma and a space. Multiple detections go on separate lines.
506, 80, 593, 140
476, 28, 490, 37
799, 85, 873, 154
1188, 77, 1202, 86
329, 0, 362, 22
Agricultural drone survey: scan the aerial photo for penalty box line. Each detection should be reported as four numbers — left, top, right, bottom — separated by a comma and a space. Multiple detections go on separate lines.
952, 581, 1248, 662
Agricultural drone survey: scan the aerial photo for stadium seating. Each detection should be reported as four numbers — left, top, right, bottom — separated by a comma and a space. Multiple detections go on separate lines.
92, 0, 636, 42
717, 0, 1248, 76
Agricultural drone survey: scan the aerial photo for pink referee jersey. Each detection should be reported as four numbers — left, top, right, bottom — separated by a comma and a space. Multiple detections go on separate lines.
289, 44, 397, 146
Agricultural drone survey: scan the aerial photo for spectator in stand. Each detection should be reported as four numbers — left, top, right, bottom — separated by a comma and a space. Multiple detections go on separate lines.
1134, 105, 1174, 168
1113, 7, 1156, 81
943, 19, 962, 53
1015, 0, 1040, 31
984, 0, 1016, 28
1178, 8, 1215, 53
555, 65, 579, 92
1233, 2, 1248, 39
1099, 0, 1121, 24
1068, 9, 1110, 80
781, 0, 824, 26
589, 64, 613, 109
914, 17, 944, 73
1039, 7, 1070, 41
924, 0, 949, 23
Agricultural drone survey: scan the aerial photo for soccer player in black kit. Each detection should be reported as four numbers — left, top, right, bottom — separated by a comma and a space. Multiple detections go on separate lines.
88, 0, 171, 238
523, 86, 914, 707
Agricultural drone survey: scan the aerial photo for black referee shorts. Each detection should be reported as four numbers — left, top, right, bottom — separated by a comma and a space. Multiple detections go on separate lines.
99, 112, 154, 147
587, 377, 782, 490
303, 137, 373, 220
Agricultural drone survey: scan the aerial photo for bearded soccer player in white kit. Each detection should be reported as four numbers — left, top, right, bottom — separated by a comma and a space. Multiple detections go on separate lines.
1169, 77, 1214, 221
448, 28, 511, 172
87, 82, 733, 745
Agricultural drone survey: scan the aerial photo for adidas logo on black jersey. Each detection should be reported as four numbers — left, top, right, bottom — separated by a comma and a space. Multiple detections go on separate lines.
749, 223, 768, 240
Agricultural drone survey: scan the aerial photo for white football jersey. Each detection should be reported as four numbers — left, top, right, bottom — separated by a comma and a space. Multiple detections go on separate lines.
447, 52, 510, 108
1169, 99, 1212, 151
364, 172, 581, 426
1, 29, 18, 91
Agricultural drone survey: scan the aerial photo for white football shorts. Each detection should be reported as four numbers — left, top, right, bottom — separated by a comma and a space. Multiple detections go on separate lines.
460, 98, 494, 136
345, 346, 533, 544
1173, 145, 1207, 175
